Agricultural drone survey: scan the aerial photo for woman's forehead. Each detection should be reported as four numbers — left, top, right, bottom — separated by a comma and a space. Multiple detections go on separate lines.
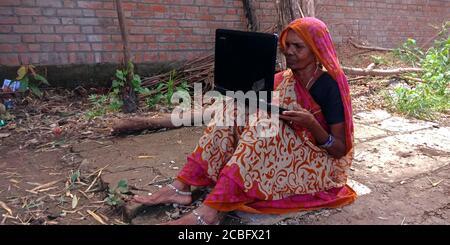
286, 30, 305, 44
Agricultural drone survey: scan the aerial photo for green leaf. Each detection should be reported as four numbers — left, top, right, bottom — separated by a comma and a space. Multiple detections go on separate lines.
138, 87, 151, 96
29, 84, 43, 98
116, 179, 128, 193
16, 66, 27, 80
71, 170, 80, 184
19, 78, 29, 92
112, 79, 124, 89
34, 74, 49, 85
116, 70, 126, 81
156, 83, 166, 90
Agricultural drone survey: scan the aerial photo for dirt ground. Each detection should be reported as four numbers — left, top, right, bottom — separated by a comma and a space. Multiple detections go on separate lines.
1, 48, 449, 225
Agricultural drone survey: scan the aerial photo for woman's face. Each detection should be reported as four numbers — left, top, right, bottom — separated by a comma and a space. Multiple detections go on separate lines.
282, 30, 316, 70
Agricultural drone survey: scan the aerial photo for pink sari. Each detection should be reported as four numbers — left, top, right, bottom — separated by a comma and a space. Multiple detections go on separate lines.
178, 17, 356, 214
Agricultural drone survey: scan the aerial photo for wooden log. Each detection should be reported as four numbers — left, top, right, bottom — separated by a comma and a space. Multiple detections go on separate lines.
343, 66, 423, 76
111, 114, 178, 134
111, 109, 215, 134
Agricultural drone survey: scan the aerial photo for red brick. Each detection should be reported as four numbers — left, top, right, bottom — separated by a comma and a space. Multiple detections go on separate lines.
129, 35, 145, 42
40, 43, 54, 52
20, 16, 33, 24
36, 34, 62, 42
78, 43, 91, 51
0, 0, 20, 6
95, 10, 117, 18
0, 17, 18, 24
0, 44, 13, 52
0, 26, 12, 33
78, 1, 103, 9
15, 7, 41, 15
55, 25, 80, 33
1, 54, 19, 66
42, 8, 56, 16
13, 25, 41, 33
63, 0, 76, 8
63, 34, 86, 42
66, 43, 78, 51
41, 26, 55, 33
57, 9, 83, 17
0, 7, 13, 15
35, 0, 62, 7
103, 2, 114, 9
122, 2, 136, 10
35, 17, 61, 25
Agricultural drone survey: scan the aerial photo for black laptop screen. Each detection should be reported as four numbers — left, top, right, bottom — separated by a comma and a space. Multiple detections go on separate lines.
214, 29, 278, 103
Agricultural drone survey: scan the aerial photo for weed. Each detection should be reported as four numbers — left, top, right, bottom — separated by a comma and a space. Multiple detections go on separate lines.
388, 22, 449, 119
105, 179, 128, 207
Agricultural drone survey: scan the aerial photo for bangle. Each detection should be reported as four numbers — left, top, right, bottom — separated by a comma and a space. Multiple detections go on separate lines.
319, 134, 335, 148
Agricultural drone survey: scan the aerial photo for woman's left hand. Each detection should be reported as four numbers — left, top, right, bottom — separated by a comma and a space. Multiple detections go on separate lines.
279, 104, 315, 129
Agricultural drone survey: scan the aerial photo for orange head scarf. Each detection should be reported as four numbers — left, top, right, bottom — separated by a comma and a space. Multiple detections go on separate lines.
280, 17, 354, 153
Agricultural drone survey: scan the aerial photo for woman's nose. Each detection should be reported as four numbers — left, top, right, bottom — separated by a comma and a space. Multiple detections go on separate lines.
285, 45, 294, 55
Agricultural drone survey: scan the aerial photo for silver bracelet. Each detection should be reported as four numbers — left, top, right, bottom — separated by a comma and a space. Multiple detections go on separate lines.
319, 134, 335, 148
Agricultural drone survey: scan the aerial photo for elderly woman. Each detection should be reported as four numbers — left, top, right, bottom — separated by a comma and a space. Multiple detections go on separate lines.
132, 17, 356, 225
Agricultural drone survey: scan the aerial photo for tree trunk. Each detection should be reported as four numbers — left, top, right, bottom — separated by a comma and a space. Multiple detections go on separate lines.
275, 0, 315, 70
115, 0, 137, 113
303, 0, 315, 17
242, 0, 259, 31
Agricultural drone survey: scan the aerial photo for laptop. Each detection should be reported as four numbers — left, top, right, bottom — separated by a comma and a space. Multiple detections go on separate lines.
214, 29, 287, 113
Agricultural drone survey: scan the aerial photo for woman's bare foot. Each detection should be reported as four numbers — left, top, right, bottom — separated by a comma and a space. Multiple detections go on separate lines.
132, 180, 192, 206
163, 205, 221, 225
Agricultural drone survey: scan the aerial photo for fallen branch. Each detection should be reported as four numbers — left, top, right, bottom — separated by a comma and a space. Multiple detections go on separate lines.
111, 114, 178, 134
111, 108, 214, 134
343, 66, 423, 76
349, 38, 395, 52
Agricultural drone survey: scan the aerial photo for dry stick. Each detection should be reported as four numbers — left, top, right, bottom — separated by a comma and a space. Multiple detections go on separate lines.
30, 179, 61, 192
348, 38, 395, 52
400, 76, 424, 83
87, 209, 107, 225
348, 76, 369, 82
0, 201, 13, 216
86, 164, 111, 179
85, 170, 102, 193
342, 66, 423, 76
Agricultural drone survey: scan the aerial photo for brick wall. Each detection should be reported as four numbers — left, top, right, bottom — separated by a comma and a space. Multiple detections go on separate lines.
0, 0, 449, 66
316, 0, 450, 48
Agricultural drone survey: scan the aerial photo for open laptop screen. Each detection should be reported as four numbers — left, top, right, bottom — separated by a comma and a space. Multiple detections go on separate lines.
214, 29, 278, 105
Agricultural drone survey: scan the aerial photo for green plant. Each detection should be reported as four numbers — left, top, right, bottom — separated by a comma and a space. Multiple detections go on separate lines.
68, 169, 80, 189
146, 70, 190, 109
85, 94, 108, 119
85, 62, 151, 119
16, 65, 49, 98
371, 55, 386, 65
388, 22, 450, 119
105, 179, 128, 207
